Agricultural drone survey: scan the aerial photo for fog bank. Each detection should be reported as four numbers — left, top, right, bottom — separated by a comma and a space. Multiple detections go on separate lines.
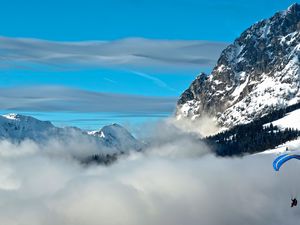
0, 132, 299, 225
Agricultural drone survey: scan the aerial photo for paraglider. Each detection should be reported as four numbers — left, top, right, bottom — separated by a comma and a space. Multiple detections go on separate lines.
273, 154, 300, 171
273, 153, 300, 207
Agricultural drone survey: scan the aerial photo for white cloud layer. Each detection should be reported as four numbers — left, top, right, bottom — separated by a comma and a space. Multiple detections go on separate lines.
0, 119, 299, 225
0, 36, 228, 71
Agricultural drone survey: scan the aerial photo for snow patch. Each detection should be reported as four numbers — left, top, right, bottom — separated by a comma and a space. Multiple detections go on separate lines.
267, 109, 300, 130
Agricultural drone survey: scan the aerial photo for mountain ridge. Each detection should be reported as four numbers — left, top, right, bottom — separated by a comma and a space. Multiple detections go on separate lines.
176, 3, 300, 128
0, 113, 142, 153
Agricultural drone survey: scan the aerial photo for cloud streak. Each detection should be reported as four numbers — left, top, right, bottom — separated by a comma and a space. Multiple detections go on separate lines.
0, 36, 228, 71
130, 71, 176, 92
0, 86, 176, 114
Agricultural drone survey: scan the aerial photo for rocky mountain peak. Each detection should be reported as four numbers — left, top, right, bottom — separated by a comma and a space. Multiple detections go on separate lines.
176, 4, 300, 128
287, 3, 300, 15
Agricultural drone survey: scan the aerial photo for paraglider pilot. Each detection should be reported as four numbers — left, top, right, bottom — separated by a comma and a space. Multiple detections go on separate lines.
291, 198, 297, 207
273, 154, 300, 208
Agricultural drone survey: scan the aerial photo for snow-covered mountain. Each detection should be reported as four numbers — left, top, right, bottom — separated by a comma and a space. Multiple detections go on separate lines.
88, 123, 143, 151
176, 3, 300, 128
0, 113, 60, 142
0, 113, 142, 153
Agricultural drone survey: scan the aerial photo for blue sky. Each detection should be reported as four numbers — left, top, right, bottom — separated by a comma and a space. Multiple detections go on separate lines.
0, 0, 298, 129
0, 0, 296, 41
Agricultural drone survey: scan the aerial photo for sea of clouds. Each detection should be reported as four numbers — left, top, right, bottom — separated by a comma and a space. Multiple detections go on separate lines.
0, 119, 299, 225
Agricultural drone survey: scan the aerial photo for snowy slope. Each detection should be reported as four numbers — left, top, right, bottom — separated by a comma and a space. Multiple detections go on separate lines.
258, 139, 300, 155
0, 113, 59, 142
257, 109, 300, 155
88, 124, 143, 151
268, 109, 300, 130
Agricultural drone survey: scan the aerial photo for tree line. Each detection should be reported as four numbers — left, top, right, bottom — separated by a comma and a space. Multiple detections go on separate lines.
205, 103, 300, 156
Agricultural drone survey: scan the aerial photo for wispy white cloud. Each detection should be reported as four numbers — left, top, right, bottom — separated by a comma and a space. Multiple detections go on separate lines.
103, 77, 118, 84
130, 71, 176, 92
0, 36, 228, 72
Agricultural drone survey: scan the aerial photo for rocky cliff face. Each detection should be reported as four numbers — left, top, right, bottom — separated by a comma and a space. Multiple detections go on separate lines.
176, 3, 300, 128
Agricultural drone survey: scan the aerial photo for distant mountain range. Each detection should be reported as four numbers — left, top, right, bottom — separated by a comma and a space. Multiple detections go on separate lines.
0, 113, 142, 153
